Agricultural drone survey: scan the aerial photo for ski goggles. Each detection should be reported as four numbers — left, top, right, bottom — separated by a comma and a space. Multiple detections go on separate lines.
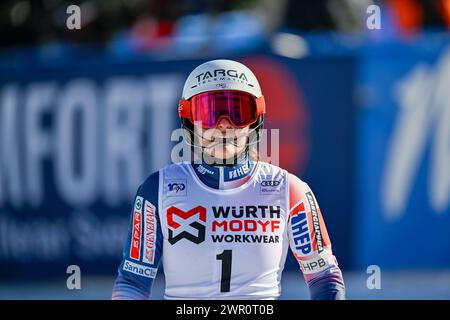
179, 90, 266, 128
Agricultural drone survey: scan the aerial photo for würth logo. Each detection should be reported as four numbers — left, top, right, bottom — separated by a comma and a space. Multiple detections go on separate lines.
167, 206, 206, 245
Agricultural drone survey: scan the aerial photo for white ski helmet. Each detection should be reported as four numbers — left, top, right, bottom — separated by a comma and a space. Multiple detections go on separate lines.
181, 59, 263, 99
179, 59, 265, 150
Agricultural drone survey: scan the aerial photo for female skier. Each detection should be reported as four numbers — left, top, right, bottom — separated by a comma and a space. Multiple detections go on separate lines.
112, 59, 345, 300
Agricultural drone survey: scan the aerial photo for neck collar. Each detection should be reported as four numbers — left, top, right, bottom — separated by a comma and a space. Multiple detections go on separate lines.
192, 153, 254, 190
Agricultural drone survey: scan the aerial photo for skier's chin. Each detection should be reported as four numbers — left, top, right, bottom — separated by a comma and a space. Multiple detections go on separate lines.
203, 143, 242, 165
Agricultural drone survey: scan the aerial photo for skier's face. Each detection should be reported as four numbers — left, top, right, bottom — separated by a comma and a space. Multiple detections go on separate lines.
194, 117, 249, 162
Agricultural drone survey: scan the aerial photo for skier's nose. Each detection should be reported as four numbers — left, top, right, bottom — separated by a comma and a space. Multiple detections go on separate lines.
216, 117, 234, 133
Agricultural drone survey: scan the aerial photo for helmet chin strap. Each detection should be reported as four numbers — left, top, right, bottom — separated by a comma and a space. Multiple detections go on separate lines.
207, 145, 250, 167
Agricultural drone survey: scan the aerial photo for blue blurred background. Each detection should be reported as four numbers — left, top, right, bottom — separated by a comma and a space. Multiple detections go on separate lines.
0, 0, 449, 299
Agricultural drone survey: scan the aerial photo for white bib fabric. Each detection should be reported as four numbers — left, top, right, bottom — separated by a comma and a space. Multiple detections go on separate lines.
158, 161, 290, 299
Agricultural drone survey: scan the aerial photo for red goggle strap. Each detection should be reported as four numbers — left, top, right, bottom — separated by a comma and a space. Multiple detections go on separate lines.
178, 95, 266, 120
178, 98, 192, 119
255, 95, 266, 116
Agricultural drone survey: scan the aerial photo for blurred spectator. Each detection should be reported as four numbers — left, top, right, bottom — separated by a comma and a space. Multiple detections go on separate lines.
2, 0, 450, 55
386, 0, 450, 35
